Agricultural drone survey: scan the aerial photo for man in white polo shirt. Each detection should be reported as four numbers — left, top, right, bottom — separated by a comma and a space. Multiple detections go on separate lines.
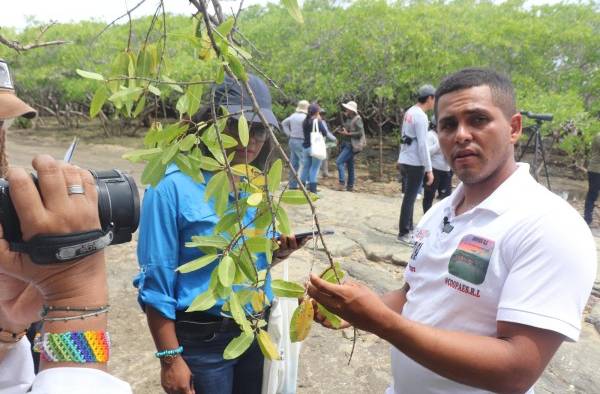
307, 68, 596, 393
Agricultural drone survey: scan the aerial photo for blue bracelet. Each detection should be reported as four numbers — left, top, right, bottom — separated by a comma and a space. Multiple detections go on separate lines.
155, 346, 183, 358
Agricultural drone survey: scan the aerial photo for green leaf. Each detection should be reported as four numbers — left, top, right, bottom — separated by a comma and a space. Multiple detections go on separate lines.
257, 329, 281, 360
226, 53, 248, 82
267, 159, 283, 193
161, 142, 180, 165
282, 0, 304, 24
320, 262, 345, 284
196, 156, 223, 171
122, 148, 162, 163
236, 251, 258, 283
90, 85, 109, 118
244, 237, 271, 253
228, 293, 252, 333
317, 303, 342, 329
216, 66, 225, 84
271, 279, 305, 298
185, 235, 230, 249
186, 289, 217, 312
161, 75, 183, 93
275, 206, 291, 236
148, 84, 161, 96
109, 86, 143, 103
136, 46, 155, 78
176, 254, 218, 273
280, 190, 318, 205
176, 94, 190, 116
247, 192, 263, 207
253, 207, 272, 230
132, 95, 146, 118
186, 84, 203, 116
179, 134, 197, 152
76, 69, 105, 81
238, 113, 249, 147
223, 331, 255, 360
205, 171, 228, 203
215, 212, 240, 235
216, 17, 235, 38
218, 255, 236, 287
141, 157, 167, 186
290, 300, 314, 342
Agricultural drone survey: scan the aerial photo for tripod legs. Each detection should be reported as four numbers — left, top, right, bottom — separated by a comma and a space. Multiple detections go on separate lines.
516, 122, 551, 190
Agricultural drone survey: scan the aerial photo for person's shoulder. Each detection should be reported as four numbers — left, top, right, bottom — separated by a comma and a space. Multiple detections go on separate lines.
154, 166, 206, 195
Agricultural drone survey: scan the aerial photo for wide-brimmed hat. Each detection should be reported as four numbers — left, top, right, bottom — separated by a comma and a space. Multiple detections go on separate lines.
295, 100, 309, 114
342, 100, 358, 114
0, 60, 36, 120
213, 74, 278, 129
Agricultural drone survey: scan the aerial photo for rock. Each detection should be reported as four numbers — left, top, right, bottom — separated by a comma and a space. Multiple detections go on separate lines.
317, 234, 357, 257
343, 259, 402, 294
351, 228, 412, 263
586, 300, 600, 334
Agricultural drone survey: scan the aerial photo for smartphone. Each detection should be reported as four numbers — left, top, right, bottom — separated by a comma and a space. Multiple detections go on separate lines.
294, 229, 334, 242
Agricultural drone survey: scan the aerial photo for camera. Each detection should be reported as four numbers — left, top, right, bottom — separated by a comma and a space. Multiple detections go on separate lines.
0, 169, 140, 244
400, 135, 414, 146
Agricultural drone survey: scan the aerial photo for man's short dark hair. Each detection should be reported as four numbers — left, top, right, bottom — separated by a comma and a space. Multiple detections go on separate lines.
434, 68, 516, 119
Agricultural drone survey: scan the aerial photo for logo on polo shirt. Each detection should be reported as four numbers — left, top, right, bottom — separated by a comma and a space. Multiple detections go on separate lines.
448, 234, 495, 285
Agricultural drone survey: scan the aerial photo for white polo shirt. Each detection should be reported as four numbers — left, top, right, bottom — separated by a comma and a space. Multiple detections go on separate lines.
387, 163, 597, 394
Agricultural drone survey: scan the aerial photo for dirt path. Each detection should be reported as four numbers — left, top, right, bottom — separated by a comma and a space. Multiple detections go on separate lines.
6, 130, 600, 393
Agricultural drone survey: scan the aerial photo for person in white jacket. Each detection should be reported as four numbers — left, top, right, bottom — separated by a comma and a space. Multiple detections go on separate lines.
422, 116, 453, 213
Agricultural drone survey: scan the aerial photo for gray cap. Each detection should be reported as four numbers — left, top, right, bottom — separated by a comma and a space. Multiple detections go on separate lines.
417, 84, 436, 99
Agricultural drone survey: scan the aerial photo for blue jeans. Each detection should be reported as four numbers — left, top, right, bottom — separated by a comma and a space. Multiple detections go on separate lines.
301, 147, 323, 185
336, 142, 355, 189
176, 320, 264, 394
288, 138, 304, 189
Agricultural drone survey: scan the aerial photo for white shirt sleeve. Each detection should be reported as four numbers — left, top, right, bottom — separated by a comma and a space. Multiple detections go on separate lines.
415, 113, 432, 172
0, 337, 35, 394
426, 130, 439, 156
497, 205, 597, 341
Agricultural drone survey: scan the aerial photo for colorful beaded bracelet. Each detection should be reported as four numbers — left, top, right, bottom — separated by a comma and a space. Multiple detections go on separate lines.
33, 330, 111, 363
155, 346, 183, 359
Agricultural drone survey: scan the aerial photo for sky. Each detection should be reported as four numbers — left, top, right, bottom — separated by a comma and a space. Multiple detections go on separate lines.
0, 0, 574, 29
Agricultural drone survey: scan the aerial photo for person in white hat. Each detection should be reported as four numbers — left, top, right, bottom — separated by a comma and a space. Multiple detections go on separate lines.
281, 100, 309, 189
0, 59, 36, 177
335, 100, 365, 191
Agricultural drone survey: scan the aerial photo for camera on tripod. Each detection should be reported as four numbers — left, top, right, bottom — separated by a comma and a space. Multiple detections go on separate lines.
518, 110, 554, 190
520, 111, 553, 122
0, 169, 140, 260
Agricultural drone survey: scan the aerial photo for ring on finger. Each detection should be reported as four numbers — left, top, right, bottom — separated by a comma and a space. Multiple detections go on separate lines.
67, 184, 85, 195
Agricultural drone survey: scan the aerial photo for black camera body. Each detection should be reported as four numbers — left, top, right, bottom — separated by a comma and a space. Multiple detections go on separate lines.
400, 135, 414, 146
0, 169, 140, 245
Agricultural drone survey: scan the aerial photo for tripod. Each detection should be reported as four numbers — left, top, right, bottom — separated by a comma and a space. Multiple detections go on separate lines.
517, 111, 553, 190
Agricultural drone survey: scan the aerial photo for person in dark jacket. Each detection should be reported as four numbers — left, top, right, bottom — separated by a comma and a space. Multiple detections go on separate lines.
301, 103, 327, 193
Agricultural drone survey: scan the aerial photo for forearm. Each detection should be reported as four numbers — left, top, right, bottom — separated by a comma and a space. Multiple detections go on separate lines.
146, 306, 180, 353
375, 313, 535, 393
40, 253, 109, 371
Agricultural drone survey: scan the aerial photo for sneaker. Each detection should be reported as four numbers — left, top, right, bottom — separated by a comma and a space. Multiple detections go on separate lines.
396, 233, 414, 246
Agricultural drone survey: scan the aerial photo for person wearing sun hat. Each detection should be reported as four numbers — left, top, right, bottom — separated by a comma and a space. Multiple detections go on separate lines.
0, 59, 37, 177
335, 100, 364, 191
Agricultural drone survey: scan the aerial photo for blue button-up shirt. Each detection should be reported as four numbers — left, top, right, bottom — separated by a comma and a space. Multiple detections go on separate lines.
134, 165, 273, 320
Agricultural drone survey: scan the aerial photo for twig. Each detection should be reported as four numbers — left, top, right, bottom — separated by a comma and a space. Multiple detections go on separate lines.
0, 29, 69, 53
106, 76, 213, 85
93, 0, 148, 42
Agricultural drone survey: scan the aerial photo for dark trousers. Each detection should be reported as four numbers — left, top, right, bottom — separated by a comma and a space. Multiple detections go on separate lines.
584, 171, 600, 224
399, 164, 425, 236
423, 169, 453, 213
176, 318, 264, 394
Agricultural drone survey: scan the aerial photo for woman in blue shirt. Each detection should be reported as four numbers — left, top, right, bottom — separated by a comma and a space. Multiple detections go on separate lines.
135, 75, 303, 394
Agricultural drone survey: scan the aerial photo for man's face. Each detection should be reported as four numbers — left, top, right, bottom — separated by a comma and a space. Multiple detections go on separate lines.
436, 85, 521, 186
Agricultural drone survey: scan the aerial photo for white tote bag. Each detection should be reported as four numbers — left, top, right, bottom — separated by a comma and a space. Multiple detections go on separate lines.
309, 119, 327, 160
261, 260, 302, 394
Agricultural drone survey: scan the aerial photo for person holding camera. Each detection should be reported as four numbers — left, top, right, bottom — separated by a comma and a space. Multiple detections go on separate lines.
0, 60, 131, 393
134, 75, 305, 394
397, 84, 436, 245
308, 68, 596, 394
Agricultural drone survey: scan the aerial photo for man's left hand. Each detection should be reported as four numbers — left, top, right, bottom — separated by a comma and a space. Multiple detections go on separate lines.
307, 274, 391, 333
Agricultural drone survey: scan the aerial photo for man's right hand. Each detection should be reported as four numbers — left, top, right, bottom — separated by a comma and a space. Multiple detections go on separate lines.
161, 356, 195, 394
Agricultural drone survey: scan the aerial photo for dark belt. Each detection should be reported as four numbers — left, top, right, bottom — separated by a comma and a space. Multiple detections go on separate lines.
175, 308, 270, 326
